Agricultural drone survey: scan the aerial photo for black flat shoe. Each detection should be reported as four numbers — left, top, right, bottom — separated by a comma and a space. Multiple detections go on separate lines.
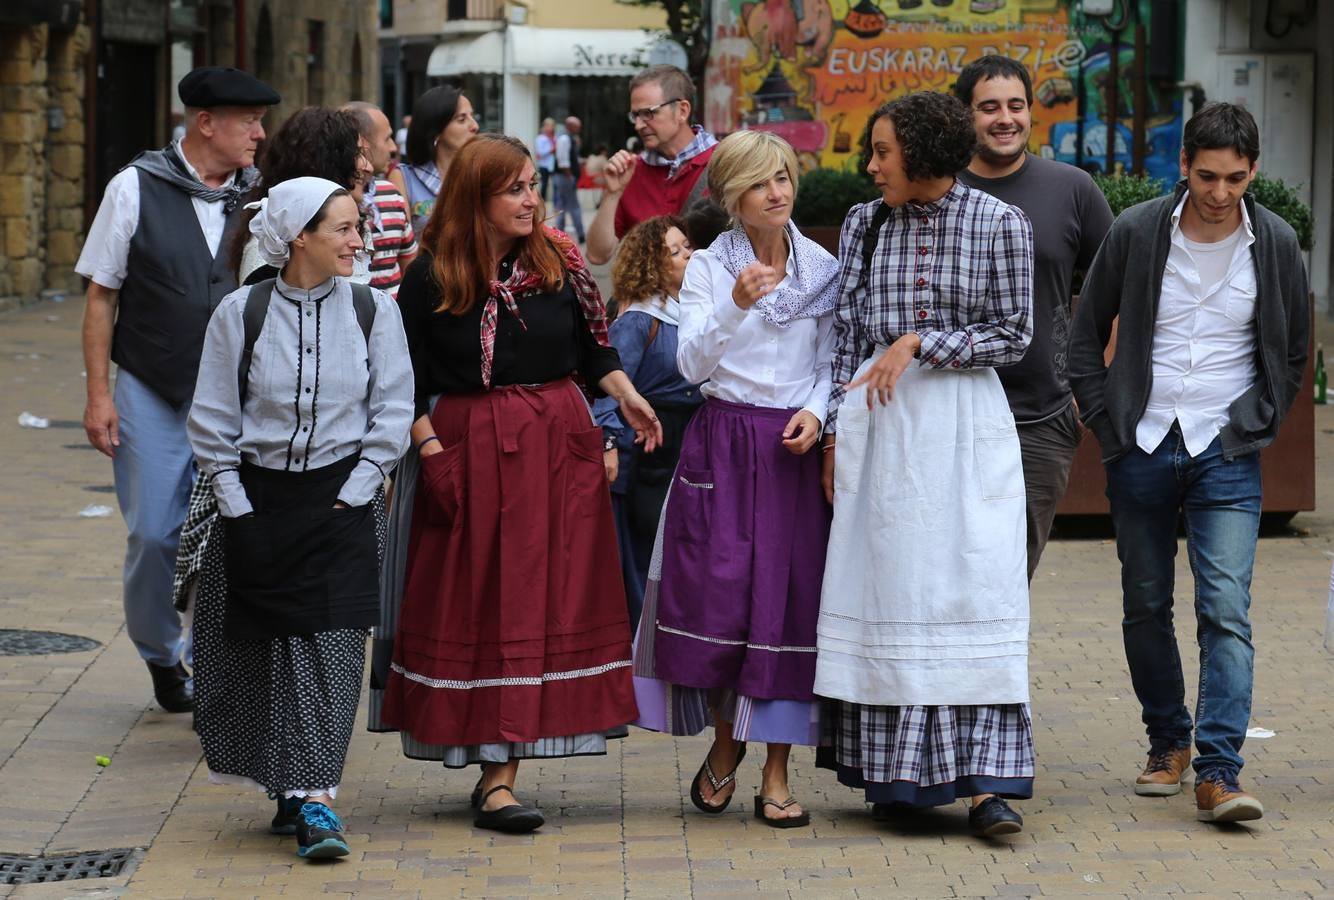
147, 661, 193, 713
689, 742, 748, 814
473, 785, 544, 834
753, 794, 811, 828
969, 796, 1023, 837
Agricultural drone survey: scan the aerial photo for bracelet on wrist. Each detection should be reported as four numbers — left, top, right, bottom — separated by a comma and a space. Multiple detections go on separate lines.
418, 435, 440, 451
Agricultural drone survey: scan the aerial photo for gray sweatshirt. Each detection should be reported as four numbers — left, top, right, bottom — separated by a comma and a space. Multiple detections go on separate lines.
1069, 182, 1309, 463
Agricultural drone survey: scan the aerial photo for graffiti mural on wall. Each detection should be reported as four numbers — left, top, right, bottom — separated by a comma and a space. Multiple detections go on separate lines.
704, 0, 1183, 183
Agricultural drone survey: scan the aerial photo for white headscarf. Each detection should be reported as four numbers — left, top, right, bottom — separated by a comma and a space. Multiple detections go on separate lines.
245, 176, 345, 268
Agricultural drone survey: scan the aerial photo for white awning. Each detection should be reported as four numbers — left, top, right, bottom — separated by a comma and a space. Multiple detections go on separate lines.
426, 31, 504, 77
426, 25, 658, 79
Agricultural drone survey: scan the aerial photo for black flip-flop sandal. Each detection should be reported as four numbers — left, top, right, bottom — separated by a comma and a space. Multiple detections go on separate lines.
689, 742, 748, 814
753, 794, 811, 828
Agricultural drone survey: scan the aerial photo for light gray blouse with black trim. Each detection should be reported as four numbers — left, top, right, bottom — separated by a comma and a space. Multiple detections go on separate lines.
188, 274, 414, 519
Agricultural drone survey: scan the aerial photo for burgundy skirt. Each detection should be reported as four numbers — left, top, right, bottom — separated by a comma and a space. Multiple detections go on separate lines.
379, 379, 637, 746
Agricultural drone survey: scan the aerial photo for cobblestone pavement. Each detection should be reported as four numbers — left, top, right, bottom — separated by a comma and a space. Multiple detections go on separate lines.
3, 296, 1334, 899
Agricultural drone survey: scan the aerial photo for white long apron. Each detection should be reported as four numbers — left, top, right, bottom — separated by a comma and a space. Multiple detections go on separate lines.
815, 351, 1030, 707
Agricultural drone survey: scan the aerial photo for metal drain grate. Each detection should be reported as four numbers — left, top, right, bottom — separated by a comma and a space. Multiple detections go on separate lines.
0, 629, 101, 656
0, 849, 135, 885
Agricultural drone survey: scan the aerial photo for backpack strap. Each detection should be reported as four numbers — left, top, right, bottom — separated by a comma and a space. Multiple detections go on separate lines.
860, 201, 892, 280
239, 278, 275, 404
350, 282, 377, 345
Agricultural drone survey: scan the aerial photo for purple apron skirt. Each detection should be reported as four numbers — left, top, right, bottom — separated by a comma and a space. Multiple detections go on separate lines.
632, 397, 829, 745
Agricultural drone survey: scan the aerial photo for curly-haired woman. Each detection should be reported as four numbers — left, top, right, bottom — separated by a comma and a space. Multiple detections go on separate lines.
593, 215, 702, 630
814, 91, 1035, 837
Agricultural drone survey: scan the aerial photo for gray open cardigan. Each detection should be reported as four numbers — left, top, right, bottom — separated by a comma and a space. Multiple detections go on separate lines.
1069, 180, 1309, 463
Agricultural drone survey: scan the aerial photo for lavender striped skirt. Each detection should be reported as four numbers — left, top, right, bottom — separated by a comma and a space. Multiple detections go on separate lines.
632, 397, 829, 745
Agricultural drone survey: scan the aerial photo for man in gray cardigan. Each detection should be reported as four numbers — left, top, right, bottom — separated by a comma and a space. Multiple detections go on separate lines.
1069, 103, 1308, 824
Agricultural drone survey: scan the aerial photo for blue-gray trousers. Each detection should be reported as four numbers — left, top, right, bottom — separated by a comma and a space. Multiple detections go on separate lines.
112, 369, 194, 667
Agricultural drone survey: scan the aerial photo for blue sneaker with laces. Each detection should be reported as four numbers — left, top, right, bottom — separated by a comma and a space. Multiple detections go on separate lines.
295, 802, 349, 859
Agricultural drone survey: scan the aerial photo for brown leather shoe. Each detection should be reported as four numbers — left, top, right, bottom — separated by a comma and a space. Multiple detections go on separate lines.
1134, 746, 1192, 796
1195, 771, 1263, 823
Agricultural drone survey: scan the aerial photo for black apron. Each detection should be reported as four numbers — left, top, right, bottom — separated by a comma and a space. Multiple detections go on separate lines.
626, 400, 699, 537
222, 454, 380, 640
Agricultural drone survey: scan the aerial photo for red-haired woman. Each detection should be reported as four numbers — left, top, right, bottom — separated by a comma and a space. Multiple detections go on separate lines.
373, 134, 661, 834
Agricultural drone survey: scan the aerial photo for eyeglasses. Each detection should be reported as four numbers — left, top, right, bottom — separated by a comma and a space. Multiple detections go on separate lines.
627, 98, 684, 124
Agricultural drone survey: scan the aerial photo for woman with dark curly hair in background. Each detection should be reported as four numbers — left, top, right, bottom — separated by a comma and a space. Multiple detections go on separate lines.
813, 91, 1036, 837
229, 106, 373, 284
593, 215, 702, 631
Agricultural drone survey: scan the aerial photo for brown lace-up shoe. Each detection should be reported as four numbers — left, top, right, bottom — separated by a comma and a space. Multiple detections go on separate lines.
1134, 746, 1192, 796
1195, 770, 1263, 823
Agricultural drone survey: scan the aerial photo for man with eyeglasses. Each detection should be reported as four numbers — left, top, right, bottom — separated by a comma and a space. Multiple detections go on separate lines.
585, 65, 717, 265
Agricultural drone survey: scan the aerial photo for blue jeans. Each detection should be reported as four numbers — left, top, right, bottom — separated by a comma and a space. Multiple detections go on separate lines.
1105, 426, 1260, 776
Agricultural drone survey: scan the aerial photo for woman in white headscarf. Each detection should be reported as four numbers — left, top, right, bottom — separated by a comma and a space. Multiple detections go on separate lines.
185, 177, 414, 861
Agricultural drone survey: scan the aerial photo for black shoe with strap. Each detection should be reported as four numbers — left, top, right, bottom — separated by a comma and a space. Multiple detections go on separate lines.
473, 785, 545, 834
146, 661, 193, 713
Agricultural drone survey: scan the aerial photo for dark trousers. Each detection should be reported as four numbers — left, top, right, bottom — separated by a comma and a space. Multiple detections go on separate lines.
1016, 403, 1081, 580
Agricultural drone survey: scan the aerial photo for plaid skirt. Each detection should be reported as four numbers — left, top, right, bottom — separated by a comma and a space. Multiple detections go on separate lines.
816, 701, 1035, 807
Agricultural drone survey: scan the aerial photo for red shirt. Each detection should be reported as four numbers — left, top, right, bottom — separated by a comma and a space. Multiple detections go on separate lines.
613, 145, 716, 238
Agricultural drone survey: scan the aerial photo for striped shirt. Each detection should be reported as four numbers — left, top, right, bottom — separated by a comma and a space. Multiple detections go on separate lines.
826, 180, 1033, 432
367, 178, 418, 298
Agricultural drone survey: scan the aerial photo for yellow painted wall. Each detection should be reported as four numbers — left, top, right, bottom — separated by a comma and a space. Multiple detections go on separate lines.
527, 0, 665, 30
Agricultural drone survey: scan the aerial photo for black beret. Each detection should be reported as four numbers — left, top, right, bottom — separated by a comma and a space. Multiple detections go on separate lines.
178, 66, 280, 108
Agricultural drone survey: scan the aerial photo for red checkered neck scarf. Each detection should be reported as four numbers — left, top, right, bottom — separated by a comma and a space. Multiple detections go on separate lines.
479, 227, 609, 388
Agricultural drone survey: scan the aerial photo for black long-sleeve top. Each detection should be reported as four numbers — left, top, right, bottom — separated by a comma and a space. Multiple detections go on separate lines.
397, 254, 622, 417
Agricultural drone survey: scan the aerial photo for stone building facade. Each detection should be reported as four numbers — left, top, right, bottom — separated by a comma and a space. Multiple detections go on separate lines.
0, 0, 378, 311
0, 20, 89, 310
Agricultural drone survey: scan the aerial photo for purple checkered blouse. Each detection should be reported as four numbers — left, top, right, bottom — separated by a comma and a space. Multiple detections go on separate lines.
825, 179, 1034, 432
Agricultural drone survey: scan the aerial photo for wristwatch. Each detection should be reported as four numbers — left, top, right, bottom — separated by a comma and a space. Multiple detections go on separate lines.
603, 434, 618, 453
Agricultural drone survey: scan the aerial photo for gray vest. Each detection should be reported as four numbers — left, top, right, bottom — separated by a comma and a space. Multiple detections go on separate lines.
111, 160, 248, 408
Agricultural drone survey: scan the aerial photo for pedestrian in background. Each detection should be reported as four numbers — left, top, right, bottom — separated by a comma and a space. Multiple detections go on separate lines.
186, 176, 412, 859
76, 66, 279, 715
586, 65, 717, 265
633, 131, 837, 829
344, 100, 420, 298
593, 215, 702, 632
553, 116, 586, 242
400, 85, 480, 233
535, 117, 557, 202
816, 92, 1035, 838
1069, 102, 1309, 824
374, 134, 661, 835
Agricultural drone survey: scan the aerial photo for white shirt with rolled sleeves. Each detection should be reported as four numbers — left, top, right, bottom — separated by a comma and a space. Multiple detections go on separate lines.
75, 140, 236, 288
676, 247, 835, 425
1135, 195, 1258, 458
187, 276, 414, 519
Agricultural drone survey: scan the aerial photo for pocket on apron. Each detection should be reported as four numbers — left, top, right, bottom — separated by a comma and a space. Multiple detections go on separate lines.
670, 467, 715, 544
318, 504, 381, 620
419, 439, 465, 527
565, 426, 610, 519
975, 423, 1024, 500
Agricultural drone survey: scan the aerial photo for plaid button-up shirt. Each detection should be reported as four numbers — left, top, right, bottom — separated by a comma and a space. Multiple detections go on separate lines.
826, 180, 1034, 432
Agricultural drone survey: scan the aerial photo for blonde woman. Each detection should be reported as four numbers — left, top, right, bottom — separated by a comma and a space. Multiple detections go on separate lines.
632, 131, 837, 828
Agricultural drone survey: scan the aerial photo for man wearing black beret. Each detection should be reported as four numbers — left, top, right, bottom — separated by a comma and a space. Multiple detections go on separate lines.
75, 66, 279, 714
